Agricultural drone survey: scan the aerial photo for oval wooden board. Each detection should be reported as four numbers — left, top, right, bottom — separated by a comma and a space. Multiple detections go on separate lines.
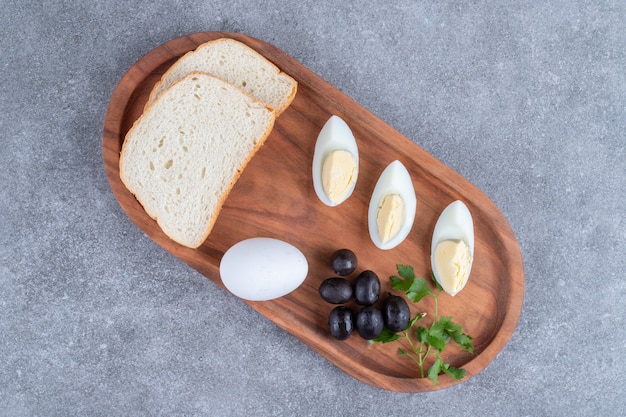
102, 32, 524, 392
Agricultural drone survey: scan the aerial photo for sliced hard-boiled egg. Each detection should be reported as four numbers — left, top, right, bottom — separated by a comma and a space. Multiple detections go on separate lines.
312, 115, 359, 206
430, 200, 474, 296
368, 160, 416, 250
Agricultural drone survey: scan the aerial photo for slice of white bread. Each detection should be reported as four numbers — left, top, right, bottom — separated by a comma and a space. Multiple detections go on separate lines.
148, 38, 297, 115
120, 72, 275, 248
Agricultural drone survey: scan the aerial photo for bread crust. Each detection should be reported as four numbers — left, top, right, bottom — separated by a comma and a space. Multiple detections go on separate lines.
120, 72, 276, 248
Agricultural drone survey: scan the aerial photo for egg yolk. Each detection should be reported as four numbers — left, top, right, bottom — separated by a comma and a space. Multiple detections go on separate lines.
322, 150, 356, 204
434, 239, 472, 295
376, 194, 405, 243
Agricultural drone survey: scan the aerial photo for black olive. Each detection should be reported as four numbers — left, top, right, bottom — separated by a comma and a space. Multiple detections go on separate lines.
328, 306, 355, 340
356, 306, 384, 340
382, 295, 411, 332
353, 270, 380, 306
330, 249, 358, 276
319, 277, 353, 304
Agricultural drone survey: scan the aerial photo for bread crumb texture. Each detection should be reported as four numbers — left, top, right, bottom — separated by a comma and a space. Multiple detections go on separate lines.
120, 73, 275, 248
148, 38, 297, 115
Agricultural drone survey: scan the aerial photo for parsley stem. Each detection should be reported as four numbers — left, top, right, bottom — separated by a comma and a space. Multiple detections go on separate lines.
433, 292, 439, 322
404, 350, 422, 370
417, 291, 439, 378
420, 345, 431, 378
403, 331, 423, 376
405, 329, 417, 352
418, 344, 425, 378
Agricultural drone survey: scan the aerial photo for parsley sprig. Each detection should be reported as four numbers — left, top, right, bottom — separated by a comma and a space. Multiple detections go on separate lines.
373, 264, 473, 387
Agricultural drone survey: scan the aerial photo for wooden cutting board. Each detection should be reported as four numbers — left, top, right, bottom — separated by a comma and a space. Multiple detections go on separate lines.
102, 32, 524, 392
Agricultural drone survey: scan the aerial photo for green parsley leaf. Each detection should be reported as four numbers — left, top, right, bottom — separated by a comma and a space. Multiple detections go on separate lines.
448, 330, 474, 353
415, 326, 429, 344
391, 266, 433, 302
428, 320, 445, 337
426, 331, 446, 352
372, 327, 401, 344
428, 357, 444, 386
407, 278, 432, 303
430, 272, 443, 292
429, 320, 450, 343
391, 276, 432, 303
438, 316, 463, 332
397, 264, 415, 280
436, 316, 474, 353
390, 276, 411, 294
442, 363, 466, 380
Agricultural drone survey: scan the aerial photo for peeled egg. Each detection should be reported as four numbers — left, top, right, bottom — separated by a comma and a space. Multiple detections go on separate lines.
430, 200, 474, 296
368, 160, 416, 250
220, 237, 308, 301
312, 115, 359, 206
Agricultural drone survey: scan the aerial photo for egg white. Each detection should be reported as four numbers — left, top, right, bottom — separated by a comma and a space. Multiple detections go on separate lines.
312, 115, 359, 206
220, 237, 308, 301
430, 200, 474, 296
368, 160, 416, 250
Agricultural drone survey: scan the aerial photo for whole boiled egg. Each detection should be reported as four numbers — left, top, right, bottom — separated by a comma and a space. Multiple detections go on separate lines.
430, 200, 474, 296
220, 237, 308, 301
312, 115, 359, 206
368, 160, 416, 250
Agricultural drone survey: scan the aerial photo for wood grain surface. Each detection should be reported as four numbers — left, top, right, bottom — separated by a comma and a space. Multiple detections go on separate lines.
102, 32, 524, 392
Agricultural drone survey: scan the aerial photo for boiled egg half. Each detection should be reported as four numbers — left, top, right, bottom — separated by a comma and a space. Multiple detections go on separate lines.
368, 160, 416, 250
312, 115, 359, 206
430, 200, 474, 296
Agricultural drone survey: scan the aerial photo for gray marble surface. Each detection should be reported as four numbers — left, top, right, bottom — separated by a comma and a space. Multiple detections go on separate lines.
1, 1, 624, 416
